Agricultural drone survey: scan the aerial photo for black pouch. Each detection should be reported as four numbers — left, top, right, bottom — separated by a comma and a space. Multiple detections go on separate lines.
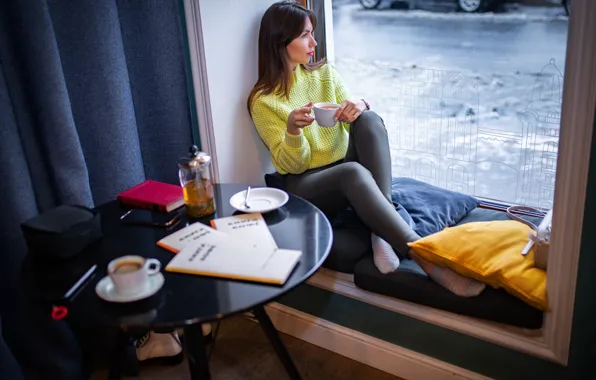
21, 205, 102, 261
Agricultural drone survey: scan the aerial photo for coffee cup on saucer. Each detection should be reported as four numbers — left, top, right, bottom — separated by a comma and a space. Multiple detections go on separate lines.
107, 255, 161, 297
313, 102, 340, 127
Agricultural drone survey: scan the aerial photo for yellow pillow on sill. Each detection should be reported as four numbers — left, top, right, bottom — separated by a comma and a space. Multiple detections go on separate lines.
407, 220, 548, 311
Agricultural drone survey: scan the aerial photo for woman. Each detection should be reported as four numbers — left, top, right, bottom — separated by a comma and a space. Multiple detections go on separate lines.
248, 1, 484, 297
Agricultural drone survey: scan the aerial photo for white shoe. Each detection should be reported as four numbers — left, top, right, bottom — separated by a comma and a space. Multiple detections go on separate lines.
135, 331, 183, 364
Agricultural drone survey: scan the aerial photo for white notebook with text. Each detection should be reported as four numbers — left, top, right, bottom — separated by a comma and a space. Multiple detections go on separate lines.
209, 213, 278, 252
161, 223, 301, 285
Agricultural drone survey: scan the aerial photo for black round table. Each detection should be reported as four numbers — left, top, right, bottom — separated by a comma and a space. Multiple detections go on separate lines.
67, 184, 332, 380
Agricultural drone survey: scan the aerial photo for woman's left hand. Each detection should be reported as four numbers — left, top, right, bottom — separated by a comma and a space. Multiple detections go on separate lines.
334, 99, 366, 124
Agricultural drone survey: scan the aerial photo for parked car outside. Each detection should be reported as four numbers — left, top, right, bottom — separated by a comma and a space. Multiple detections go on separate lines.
359, 0, 570, 14
358, 0, 503, 12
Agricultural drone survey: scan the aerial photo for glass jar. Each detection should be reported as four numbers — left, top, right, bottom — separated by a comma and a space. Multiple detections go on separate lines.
178, 145, 216, 218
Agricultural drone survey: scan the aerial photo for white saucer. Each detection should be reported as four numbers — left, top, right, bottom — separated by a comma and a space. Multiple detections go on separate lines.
230, 187, 289, 214
95, 273, 164, 303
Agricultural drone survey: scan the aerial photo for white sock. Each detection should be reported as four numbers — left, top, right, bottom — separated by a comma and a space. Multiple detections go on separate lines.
371, 234, 400, 274
415, 256, 485, 297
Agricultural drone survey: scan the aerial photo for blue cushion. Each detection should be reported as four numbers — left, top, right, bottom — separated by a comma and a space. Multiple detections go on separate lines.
333, 177, 478, 238
391, 177, 479, 237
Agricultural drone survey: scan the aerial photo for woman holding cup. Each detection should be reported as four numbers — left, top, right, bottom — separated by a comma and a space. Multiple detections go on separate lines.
248, 1, 484, 296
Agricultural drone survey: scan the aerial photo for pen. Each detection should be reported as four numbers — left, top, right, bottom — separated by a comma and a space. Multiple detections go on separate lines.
51, 264, 98, 321
120, 209, 132, 220
64, 264, 97, 299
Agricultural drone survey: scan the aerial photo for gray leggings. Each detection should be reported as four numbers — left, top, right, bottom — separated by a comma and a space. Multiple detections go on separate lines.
285, 111, 421, 256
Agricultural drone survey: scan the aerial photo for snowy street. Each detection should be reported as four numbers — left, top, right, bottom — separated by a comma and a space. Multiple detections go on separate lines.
332, 0, 568, 208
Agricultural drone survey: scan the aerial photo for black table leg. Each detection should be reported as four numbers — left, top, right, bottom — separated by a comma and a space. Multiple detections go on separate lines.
107, 330, 139, 380
254, 306, 301, 380
184, 324, 211, 380
107, 331, 123, 380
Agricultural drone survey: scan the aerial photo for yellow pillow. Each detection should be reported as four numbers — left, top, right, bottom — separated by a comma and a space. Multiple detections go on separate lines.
407, 220, 548, 311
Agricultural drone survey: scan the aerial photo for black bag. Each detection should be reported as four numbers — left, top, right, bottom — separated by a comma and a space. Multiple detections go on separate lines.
21, 205, 102, 261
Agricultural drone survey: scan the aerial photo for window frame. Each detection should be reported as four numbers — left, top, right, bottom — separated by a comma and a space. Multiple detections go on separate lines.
305, 0, 596, 365
182, 0, 596, 365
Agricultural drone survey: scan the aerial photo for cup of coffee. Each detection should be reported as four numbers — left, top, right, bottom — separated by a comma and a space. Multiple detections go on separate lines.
107, 255, 161, 296
313, 102, 340, 127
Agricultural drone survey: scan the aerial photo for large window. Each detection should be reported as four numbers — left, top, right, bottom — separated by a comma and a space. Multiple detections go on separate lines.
330, 0, 568, 209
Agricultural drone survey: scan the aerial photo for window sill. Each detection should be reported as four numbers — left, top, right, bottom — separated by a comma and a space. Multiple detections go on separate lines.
306, 268, 554, 361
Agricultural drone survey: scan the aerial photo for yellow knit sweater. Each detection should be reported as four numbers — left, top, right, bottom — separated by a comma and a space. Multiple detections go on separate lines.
250, 64, 352, 175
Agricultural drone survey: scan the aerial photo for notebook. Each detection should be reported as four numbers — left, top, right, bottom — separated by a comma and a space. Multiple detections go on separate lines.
157, 222, 213, 253
163, 223, 301, 285
210, 213, 278, 252
117, 180, 184, 213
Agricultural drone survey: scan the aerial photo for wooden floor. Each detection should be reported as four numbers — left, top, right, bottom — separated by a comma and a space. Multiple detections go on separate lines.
91, 315, 402, 380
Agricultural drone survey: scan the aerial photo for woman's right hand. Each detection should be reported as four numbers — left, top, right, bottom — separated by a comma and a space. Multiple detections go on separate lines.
287, 102, 315, 135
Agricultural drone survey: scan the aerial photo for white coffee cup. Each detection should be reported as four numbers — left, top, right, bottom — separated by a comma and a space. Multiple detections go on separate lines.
107, 255, 161, 296
313, 102, 340, 127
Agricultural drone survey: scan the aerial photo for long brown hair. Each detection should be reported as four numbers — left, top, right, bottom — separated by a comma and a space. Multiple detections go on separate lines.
247, 1, 326, 114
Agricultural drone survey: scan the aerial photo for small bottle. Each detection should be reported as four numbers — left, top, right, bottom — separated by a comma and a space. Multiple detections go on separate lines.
178, 145, 216, 218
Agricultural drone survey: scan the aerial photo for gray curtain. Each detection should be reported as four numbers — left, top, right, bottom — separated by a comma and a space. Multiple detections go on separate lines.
0, 0, 193, 378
